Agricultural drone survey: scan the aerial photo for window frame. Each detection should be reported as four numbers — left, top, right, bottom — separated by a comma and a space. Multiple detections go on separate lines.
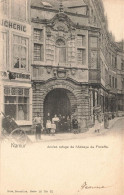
33, 28, 44, 62
4, 87, 30, 121
12, 34, 29, 70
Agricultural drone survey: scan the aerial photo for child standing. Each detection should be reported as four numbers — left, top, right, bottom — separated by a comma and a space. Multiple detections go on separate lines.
51, 122, 56, 136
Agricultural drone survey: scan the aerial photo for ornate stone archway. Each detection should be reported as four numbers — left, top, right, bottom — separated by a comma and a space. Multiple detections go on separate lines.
32, 79, 89, 130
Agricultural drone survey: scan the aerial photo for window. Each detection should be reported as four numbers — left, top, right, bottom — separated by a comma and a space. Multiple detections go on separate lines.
115, 78, 117, 88
33, 29, 44, 61
77, 49, 86, 65
0, 31, 7, 68
12, 0, 27, 21
34, 29, 43, 42
115, 57, 117, 68
4, 87, 30, 121
121, 60, 124, 71
90, 37, 97, 48
77, 35, 86, 65
34, 44, 44, 61
55, 39, 66, 64
0, 0, 8, 15
109, 75, 111, 87
77, 35, 86, 47
13, 35, 28, 69
122, 79, 124, 90
112, 77, 114, 88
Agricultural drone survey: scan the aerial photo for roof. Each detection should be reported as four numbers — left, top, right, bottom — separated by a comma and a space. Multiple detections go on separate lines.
31, 0, 87, 10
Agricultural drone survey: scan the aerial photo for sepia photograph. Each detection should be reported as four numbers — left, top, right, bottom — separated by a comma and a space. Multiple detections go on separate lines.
0, 0, 124, 195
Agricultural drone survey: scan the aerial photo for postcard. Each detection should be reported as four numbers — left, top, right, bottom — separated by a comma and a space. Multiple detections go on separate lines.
0, 0, 124, 195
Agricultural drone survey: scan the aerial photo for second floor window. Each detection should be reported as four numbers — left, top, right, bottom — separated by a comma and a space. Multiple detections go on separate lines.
55, 39, 66, 64
12, 0, 27, 21
13, 35, 28, 69
0, 31, 7, 68
33, 29, 44, 61
109, 75, 111, 87
121, 60, 124, 71
0, 0, 8, 15
77, 49, 86, 65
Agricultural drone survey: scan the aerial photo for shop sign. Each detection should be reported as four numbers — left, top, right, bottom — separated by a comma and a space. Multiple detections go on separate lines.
0, 19, 26, 32
0, 71, 30, 80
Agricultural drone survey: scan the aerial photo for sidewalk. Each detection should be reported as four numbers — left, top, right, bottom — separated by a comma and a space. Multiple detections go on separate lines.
28, 117, 124, 143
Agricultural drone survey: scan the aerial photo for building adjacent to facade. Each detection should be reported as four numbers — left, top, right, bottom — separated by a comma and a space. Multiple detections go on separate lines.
0, 0, 32, 127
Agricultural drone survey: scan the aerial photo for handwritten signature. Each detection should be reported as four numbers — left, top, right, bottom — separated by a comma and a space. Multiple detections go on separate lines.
80, 181, 112, 190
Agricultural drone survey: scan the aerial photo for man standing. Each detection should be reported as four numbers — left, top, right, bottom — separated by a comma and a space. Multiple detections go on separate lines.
33, 114, 42, 141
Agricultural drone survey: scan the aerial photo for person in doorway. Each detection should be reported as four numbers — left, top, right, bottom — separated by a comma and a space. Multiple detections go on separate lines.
47, 113, 51, 120
94, 112, 102, 133
18, 106, 25, 120
52, 114, 59, 132
67, 115, 71, 131
33, 114, 42, 141
58, 114, 62, 131
14, 58, 19, 68
72, 116, 78, 133
62, 116, 67, 131
104, 112, 109, 129
51, 121, 56, 136
46, 119, 51, 134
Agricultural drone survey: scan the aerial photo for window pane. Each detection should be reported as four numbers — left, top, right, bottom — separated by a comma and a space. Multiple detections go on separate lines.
34, 44, 43, 61
34, 29, 43, 42
21, 46, 26, 68
4, 93, 29, 121
77, 49, 86, 65
90, 37, 97, 48
13, 35, 28, 69
18, 105, 29, 120
59, 47, 66, 63
0, 32, 7, 67
77, 35, 86, 47
13, 45, 19, 68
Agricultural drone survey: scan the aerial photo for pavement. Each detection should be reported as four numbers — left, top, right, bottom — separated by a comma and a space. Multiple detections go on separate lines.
28, 117, 124, 143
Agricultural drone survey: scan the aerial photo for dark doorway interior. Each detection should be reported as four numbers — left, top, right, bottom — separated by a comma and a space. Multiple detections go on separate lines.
44, 89, 71, 125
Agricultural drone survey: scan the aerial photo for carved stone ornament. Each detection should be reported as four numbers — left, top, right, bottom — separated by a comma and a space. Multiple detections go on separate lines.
57, 71, 66, 78
46, 27, 51, 37
46, 66, 52, 74
47, 12, 75, 33
71, 69, 77, 75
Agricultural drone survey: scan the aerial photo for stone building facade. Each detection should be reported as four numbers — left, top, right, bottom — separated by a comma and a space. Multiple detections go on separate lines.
30, 0, 124, 131
0, 0, 32, 127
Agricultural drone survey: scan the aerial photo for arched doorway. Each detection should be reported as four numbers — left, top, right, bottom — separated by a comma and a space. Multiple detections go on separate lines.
43, 88, 77, 132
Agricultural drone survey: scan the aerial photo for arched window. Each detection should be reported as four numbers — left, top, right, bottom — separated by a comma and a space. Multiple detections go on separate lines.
55, 39, 66, 64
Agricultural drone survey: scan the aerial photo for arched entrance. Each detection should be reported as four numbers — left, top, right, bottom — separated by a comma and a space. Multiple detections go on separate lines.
43, 88, 77, 132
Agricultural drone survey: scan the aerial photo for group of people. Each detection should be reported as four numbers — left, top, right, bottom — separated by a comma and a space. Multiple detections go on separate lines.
33, 113, 79, 141
45, 113, 72, 135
